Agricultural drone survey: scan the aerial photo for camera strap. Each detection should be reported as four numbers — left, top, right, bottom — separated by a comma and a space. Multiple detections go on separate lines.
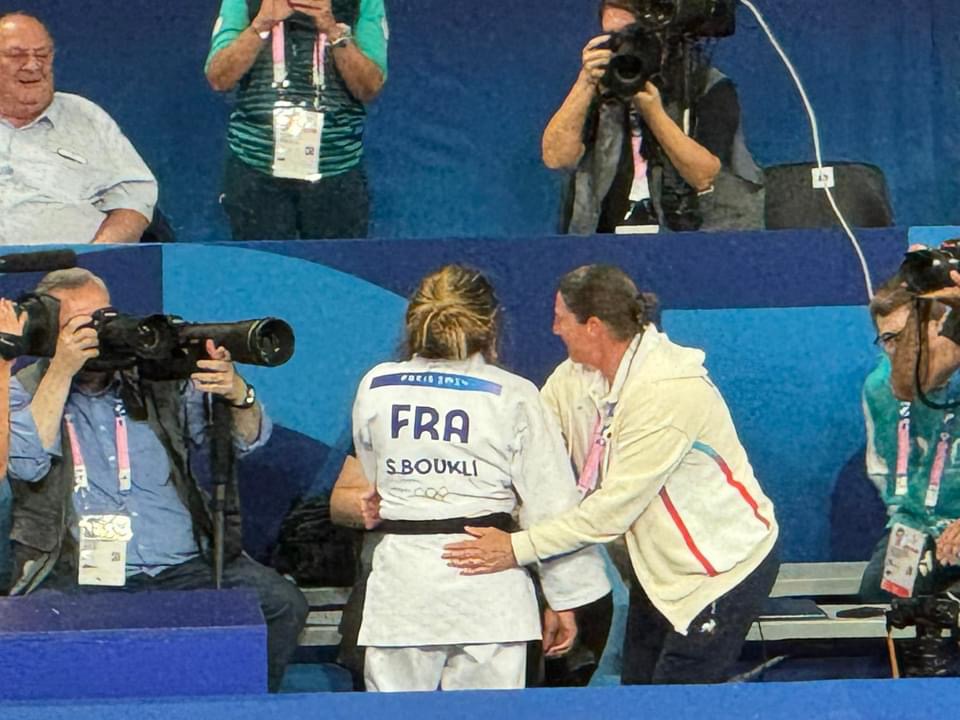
893, 402, 957, 508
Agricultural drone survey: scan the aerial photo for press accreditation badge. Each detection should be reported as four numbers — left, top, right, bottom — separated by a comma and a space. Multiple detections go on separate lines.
77, 514, 133, 587
272, 102, 324, 181
880, 522, 927, 597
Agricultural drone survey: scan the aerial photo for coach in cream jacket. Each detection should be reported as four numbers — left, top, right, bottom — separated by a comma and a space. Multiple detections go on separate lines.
514, 327, 779, 635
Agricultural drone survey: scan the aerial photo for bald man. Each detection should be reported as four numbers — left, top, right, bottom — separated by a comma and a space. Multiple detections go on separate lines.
0, 13, 157, 245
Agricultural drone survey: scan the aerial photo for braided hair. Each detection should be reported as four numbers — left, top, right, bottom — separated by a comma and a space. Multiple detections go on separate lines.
405, 265, 500, 361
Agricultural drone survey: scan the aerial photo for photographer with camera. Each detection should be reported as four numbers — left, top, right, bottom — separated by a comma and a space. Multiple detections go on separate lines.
4, 268, 307, 692
0, 300, 25, 475
860, 274, 960, 604
544, 0, 764, 234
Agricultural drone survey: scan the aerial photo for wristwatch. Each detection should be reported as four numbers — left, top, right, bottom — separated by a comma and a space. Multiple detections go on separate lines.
331, 23, 353, 48
231, 383, 257, 410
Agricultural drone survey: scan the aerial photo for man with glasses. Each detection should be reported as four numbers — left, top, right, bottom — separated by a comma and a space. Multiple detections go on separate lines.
859, 275, 960, 600
0, 13, 157, 245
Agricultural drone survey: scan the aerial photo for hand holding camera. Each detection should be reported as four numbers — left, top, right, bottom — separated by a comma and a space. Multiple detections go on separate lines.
632, 80, 663, 117
580, 35, 613, 87
190, 339, 244, 401
288, 0, 337, 34
0, 299, 26, 367
51, 314, 99, 378
252, 0, 294, 35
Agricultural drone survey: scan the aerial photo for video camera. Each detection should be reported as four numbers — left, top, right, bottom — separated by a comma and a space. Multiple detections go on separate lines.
899, 240, 960, 295
601, 0, 736, 98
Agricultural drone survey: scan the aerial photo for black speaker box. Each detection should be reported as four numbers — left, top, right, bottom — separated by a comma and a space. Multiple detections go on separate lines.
764, 162, 894, 230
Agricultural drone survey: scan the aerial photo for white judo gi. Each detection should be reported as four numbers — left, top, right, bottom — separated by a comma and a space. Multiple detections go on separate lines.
352, 353, 610, 691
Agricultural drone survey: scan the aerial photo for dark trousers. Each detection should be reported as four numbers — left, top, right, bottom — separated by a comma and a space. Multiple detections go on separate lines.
543, 592, 614, 687
622, 546, 779, 684
222, 153, 370, 240
337, 532, 383, 690
36, 554, 309, 692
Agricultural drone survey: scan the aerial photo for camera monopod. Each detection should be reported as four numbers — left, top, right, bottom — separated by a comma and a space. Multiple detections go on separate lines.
209, 397, 237, 589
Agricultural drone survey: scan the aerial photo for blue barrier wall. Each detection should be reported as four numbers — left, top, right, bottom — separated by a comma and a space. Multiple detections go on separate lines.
5, 677, 960, 720
0, 590, 266, 699
0, 227, 908, 567
23, 0, 960, 242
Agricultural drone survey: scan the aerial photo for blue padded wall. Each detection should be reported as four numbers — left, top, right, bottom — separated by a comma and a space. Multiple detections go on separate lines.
21, 1, 960, 242
0, 227, 910, 568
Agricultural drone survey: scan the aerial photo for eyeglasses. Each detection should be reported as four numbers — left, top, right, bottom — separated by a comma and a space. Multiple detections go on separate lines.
873, 328, 906, 348
0, 49, 54, 64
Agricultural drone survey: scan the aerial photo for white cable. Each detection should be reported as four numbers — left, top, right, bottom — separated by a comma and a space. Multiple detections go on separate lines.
738, 0, 875, 299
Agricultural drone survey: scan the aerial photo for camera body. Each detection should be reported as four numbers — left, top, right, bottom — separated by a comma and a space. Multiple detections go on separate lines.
602, 24, 665, 99
600, 0, 735, 99
899, 241, 960, 295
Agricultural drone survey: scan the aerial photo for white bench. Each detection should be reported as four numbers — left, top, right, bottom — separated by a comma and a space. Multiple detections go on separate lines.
299, 587, 350, 647
747, 561, 913, 641
298, 562, 911, 647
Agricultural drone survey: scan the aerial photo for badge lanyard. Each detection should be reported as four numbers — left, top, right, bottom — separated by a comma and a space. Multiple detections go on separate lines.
271, 22, 328, 110
894, 401, 956, 509
577, 403, 615, 497
65, 401, 132, 497
575, 339, 643, 496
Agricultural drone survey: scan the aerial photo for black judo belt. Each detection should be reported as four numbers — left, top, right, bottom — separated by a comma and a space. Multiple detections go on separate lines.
378, 512, 514, 535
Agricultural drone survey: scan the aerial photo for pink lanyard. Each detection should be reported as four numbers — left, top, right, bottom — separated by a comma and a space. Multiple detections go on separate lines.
271, 23, 327, 103
630, 127, 647, 185
895, 402, 955, 508
576, 404, 615, 497
64, 402, 132, 495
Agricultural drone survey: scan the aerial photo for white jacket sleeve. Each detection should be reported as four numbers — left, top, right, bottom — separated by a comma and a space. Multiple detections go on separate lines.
510, 391, 611, 610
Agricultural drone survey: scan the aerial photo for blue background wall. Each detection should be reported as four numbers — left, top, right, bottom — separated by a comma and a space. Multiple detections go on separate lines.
0, 228, 908, 567
24, 0, 960, 242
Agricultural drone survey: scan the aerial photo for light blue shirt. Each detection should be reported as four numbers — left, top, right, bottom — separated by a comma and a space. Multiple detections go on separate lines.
0, 92, 157, 245
8, 374, 272, 576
